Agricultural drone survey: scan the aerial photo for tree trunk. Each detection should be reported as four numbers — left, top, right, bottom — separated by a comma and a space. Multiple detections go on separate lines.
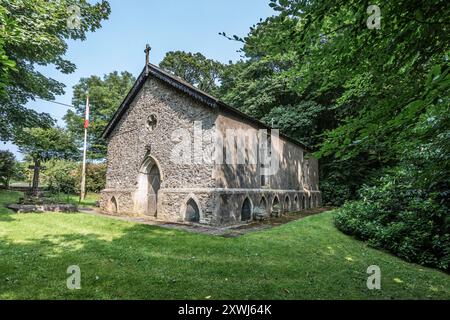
31, 159, 40, 196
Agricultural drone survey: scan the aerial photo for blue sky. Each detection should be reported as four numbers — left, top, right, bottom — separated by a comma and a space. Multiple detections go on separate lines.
2, 0, 275, 160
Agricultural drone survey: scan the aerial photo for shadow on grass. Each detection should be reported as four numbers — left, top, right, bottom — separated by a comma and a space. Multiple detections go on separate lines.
0, 215, 16, 222
1, 213, 450, 300
0, 221, 283, 299
0, 190, 21, 221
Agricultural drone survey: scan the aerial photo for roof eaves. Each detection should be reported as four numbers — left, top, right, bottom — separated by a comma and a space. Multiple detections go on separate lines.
102, 64, 313, 153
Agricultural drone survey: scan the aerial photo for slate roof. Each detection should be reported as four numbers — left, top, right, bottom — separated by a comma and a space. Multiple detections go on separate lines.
102, 63, 313, 152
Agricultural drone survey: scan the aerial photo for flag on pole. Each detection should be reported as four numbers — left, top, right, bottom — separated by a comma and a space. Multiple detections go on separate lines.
80, 93, 89, 201
84, 95, 90, 129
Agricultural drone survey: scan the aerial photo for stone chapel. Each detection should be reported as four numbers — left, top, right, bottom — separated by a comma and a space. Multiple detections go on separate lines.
100, 57, 321, 226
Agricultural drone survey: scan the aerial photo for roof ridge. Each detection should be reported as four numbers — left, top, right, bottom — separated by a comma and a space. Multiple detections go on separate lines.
148, 63, 219, 102
102, 64, 313, 153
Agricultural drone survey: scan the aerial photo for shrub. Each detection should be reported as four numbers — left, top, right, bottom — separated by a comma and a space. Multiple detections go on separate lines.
0, 150, 16, 187
42, 160, 106, 194
80, 163, 107, 193
320, 178, 352, 207
42, 159, 78, 194
334, 168, 450, 271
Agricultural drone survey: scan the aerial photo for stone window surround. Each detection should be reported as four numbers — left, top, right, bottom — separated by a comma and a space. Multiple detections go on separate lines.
146, 114, 157, 132
179, 193, 203, 224
240, 196, 254, 221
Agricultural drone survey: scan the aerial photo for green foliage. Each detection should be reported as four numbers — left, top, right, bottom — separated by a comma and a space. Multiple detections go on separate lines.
319, 179, 351, 207
215, 0, 449, 206
42, 160, 106, 194
0, 5, 16, 96
0, 189, 22, 214
64, 71, 135, 159
45, 192, 99, 207
333, 63, 450, 270
15, 127, 79, 162
42, 159, 79, 194
335, 167, 450, 271
79, 162, 107, 193
261, 101, 327, 146
0, 0, 110, 141
159, 51, 224, 95
398, 64, 450, 202
218, 54, 321, 121
0, 150, 16, 187
210, 0, 450, 269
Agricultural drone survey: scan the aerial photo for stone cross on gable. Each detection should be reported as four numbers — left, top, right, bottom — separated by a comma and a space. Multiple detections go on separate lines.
144, 44, 151, 76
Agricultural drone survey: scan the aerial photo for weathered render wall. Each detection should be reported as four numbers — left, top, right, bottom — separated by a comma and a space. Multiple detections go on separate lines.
101, 76, 217, 222
214, 114, 260, 189
212, 111, 321, 224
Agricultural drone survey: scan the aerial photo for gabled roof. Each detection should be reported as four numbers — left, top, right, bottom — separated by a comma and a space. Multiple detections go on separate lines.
102, 63, 313, 152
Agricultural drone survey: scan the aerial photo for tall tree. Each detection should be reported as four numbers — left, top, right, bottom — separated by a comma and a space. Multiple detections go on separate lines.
217, 0, 449, 200
0, 0, 110, 142
0, 5, 16, 96
159, 51, 224, 95
64, 71, 135, 159
15, 127, 79, 194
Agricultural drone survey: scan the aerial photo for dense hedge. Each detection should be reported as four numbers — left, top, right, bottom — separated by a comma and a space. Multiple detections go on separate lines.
334, 169, 450, 271
320, 179, 352, 207
80, 163, 107, 193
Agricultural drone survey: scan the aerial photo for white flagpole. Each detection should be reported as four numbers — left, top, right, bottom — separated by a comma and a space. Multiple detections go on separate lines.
80, 93, 89, 201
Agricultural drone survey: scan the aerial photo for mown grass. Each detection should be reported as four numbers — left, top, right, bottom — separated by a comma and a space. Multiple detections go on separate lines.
0, 189, 449, 300
0, 189, 22, 214
47, 192, 99, 207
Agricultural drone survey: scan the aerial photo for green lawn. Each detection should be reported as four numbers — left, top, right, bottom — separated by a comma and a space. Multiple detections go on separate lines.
0, 189, 449, 299
47, 192, 99, 207
0, 189, 23, 214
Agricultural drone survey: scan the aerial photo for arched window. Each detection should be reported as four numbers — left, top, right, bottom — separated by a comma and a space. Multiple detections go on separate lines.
110, 196, 118, 214
294, 195, 299, 210
185, 198, 200, 223
301, 195, 306, 210
285, 195, 290, 211
241, 197, 252, 221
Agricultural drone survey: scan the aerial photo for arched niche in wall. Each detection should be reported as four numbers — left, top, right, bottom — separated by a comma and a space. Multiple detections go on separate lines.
241, 197, 253, 221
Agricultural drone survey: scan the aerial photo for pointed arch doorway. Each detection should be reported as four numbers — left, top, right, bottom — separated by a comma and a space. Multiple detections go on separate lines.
137, 155, 161, 217
147, 164, 160, 216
